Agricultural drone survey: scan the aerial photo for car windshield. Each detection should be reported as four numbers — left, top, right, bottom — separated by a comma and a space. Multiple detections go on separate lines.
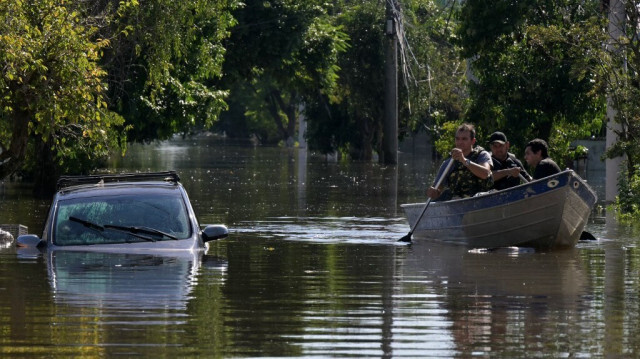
53, 192, 191, 246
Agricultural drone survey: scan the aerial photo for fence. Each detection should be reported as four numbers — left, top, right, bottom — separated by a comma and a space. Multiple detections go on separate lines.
0, 224, 28, 239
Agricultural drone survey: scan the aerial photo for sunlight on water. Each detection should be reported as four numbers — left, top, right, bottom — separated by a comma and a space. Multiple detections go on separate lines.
233, 216, 410, 244
1, 138, 639, 358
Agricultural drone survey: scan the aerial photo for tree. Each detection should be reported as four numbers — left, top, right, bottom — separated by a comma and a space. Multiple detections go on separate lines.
599, 0, 640, 219
305, 1, 384, 159
1, 0, 239, 188
97, 0, 239, 142
304, 0, 466, 160
0, 0, 124, 186
218, 0, 348, 146
604, 0, 640, 178
456, 0, 606, 159
400, 0, 467, 141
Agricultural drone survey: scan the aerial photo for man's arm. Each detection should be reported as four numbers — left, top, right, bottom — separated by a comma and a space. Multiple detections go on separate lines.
463, 151, 491, 179
466, 160, 491, 179
492, 167, 521, 181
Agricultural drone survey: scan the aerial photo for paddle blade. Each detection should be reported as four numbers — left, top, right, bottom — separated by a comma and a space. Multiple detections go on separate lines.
579, 231, 597, 241
398, 233, 412, 243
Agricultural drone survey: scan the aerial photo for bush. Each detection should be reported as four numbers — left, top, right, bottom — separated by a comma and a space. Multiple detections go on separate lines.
614, 162, 640, 223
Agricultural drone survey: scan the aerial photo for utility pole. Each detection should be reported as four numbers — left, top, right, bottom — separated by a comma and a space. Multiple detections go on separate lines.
382, 0, 398, 165
606, 0, 624, 204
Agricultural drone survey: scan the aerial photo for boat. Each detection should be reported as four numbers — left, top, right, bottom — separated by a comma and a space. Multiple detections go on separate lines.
400, 169, 597, 249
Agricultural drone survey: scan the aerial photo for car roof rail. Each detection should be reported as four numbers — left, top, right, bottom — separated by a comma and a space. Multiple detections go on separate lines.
57, 171, 181, 190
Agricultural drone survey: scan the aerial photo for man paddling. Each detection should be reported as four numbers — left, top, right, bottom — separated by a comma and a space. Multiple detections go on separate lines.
426, 123, 493, 200
488, 131, 532, 190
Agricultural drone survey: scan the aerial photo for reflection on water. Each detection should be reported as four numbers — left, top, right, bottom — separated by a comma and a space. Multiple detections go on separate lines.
396, 243, 592, 357
46, 250, 209, 310
0, 137, 639, 357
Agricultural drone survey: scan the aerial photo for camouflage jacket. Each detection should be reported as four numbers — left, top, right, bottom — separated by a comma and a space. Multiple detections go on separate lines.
447, 147, 493, 198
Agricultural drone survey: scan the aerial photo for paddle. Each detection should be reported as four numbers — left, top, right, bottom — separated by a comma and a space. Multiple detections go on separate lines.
398, 158, 455, 243
518, 172, 597, 241
518, 173, 529, 183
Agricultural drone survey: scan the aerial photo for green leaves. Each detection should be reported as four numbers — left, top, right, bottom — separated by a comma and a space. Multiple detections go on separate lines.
0, 0, 124, 179
219, 0, 348, 144
103, 0, 239, 141
457, 0, 606, 158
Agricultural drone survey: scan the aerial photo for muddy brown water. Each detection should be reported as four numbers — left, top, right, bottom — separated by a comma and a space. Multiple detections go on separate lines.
0, 137, 638, 357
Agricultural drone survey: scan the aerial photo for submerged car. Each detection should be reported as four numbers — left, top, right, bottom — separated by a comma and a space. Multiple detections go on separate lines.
17, 171, 228, 251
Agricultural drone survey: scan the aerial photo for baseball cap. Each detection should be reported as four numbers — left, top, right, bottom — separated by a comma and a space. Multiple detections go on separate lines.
488, 131, 507, 144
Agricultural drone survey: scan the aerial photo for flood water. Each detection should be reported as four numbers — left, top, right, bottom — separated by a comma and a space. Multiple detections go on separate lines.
1, 137, 639, 358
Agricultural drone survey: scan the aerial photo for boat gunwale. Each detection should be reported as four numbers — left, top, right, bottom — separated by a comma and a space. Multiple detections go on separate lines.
400, 169, 597, 210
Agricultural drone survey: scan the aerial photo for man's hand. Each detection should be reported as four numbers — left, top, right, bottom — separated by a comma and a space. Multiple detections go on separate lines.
451, 148, 466, 164
507, 167, 521, 178
426, 186, 440, 199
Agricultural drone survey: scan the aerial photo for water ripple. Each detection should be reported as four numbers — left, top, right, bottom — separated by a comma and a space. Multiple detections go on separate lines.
233, 216, 409, 244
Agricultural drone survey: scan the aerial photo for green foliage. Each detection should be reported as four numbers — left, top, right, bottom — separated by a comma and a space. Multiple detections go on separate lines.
603, 1, 640, 183
100, 0, 239, 142
304, 0, 466, 159
401, 0, 467, 134
1, 0, 238, 183
243, 77, 287, 144
457, 0, 607, 154
615, 162, 640, 223
598, 1, 640, 218
572, 145, 589, 159
218, 0, 348, 145
433, 121, 461, 158
304, 1, 384, 158
547, 119, 601, 168
0, 0, 125, 180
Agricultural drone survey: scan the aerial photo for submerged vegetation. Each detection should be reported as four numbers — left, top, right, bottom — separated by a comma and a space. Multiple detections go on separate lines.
2, 0, 640, 218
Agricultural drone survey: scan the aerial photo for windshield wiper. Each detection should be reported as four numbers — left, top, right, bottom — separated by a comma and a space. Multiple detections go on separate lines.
69, 216, 105, 231
103, 224, 179, 241
68, 217, 178, 242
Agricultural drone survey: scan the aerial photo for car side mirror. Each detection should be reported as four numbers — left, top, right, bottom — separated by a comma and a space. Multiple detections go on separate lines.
201, 225, 229, 242
16, 234, 45, 248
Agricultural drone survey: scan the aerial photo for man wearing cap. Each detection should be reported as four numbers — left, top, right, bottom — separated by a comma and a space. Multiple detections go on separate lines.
488, 131, 532, 190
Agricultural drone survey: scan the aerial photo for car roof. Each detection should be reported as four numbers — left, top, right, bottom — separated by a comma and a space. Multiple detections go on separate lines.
57, 171, 180, 189
55, 171, 184, 200
57, 182, 184, 200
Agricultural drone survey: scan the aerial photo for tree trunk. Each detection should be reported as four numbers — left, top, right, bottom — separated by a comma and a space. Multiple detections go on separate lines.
284, 94, 297, 147
351, 113, 375, 161
0, 110, 30, 180
32, 136, 59, 196
267, 89, 287, 140
268, 89, 297, 147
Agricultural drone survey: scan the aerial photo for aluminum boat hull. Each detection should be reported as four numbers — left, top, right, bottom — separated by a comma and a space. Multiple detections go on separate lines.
401, 170, 597, 249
